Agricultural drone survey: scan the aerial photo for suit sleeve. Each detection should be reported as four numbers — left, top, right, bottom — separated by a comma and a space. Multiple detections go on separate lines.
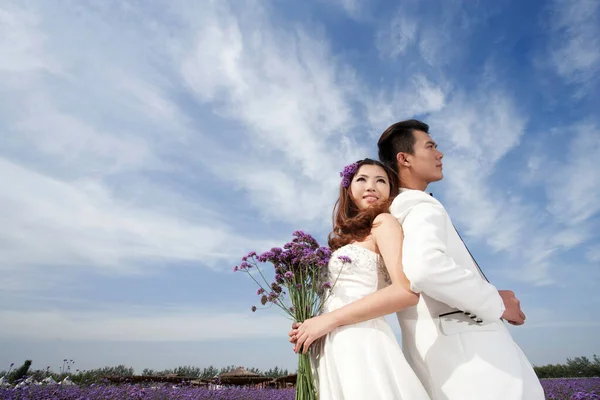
393, 201, 504, 322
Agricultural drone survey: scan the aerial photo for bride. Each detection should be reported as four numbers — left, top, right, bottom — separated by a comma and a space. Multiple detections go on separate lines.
290, 158, 429, 400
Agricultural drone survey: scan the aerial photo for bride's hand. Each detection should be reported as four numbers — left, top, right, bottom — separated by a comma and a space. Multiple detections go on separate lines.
293, 315, 336, 354
289, 322, 301, 344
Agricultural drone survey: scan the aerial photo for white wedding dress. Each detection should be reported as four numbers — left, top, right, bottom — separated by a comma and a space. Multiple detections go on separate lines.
312, 244, 430, 400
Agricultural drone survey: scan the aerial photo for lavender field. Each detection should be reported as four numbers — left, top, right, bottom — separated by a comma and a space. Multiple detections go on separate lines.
0, 378, 598, 399
0, 385, 295, 400
541, 377, 600, 400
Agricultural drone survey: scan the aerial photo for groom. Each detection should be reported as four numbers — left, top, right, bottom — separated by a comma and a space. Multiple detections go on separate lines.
378, 119, 544, 399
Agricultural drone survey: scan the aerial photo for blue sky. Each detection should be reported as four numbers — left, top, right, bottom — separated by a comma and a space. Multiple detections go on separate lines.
1, 0, 599, 374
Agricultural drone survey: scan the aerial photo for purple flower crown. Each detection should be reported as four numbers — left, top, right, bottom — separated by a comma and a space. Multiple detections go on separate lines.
340, 162, 359, 188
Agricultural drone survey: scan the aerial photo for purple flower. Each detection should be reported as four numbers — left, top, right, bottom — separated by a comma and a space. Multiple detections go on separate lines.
240, 261, 252, 269
284, 271, 294, 279
0, 384, 298, 398
338, 255, 352, 263
260, 295, 268, 305
257, 251, 273, 262
251, 306, 257, 312
340, 162, 359, 188
268, 292, 279, 303
322, 282, 332, 289
271, 282, 283, 293
257, 288, 265, 295
317, 246, 332, 257
233, 266, 239, 272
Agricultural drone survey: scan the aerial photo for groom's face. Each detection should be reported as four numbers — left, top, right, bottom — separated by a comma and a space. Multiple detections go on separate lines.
407, 130, 444, 184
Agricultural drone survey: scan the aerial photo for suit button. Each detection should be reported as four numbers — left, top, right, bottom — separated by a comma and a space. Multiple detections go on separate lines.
475, 318, 483, 323
469, 315, 477, 319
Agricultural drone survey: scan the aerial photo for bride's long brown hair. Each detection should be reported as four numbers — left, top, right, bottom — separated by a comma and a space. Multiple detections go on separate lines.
328, 159, 399, 251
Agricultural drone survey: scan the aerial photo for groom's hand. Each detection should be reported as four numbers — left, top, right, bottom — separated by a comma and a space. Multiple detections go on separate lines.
499, 290, 526, 325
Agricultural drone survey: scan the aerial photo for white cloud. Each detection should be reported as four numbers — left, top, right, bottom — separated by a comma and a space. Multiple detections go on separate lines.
545, 124, 600, 225
12, 95, 158, 176
364, 75, 446, 135
586, 247, 600, 262
0, 4, 59, 75
178, 1, 359, 224
375, 1, 483, 67
376, 11, 417, 58
335, 0, 362, 14
522, 320, 600, 329
0, 158, 276, 274
547, 0, 600, 91
551, 226, 592, 249
504, 306, 600, 330
0, 308, 288, 341
432, 111, 600, 285
512, 123, 600, 284
328, 0, 367, 19
424, 83, 598, 286
429, 88, 528, 251
0, 2, 291, 281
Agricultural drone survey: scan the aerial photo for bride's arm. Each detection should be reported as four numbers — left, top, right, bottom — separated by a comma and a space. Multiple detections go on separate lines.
292, 213, 418, 353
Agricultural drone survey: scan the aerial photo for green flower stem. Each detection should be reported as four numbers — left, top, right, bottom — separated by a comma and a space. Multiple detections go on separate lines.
250, 259, 274, 290
295, 352, 317, 400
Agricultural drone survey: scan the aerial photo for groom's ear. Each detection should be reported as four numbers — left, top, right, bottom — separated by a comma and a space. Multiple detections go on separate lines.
396, 152, 410, 167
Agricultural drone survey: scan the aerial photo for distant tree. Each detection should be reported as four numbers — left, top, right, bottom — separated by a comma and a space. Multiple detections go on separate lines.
28, 369, 51, 382
172, 366, 201, 377
9, 360, 32, 383
200, 366, 219, 379
534, 354, 600, 378
593, 355, 600, 376
247, 367, 262, 375
264, 366, 289, 377
152, 368, 174, 376
95, 365, 134, 377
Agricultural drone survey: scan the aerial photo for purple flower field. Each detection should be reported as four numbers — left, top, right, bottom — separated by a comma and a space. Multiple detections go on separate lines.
541, 377, 600, 399
0, 378, 599, 399
0, 385, 295, 400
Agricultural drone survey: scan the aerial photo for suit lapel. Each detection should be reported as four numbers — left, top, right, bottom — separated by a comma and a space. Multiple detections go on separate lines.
452, 225, 490, 283
428, 192, 490, 283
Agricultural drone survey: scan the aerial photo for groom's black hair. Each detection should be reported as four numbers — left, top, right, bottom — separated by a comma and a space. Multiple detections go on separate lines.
377, 119, 429, 175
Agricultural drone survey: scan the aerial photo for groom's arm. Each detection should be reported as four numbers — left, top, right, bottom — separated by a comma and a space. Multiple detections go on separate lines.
393, 201, 504, 322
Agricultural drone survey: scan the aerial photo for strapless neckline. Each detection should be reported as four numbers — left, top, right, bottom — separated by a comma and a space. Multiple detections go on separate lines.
345, 243, 380, 257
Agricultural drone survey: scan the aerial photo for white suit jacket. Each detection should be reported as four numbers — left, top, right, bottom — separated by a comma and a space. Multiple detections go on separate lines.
390, 188, 544, 400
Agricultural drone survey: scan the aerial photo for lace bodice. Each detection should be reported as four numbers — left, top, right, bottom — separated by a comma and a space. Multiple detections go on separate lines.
324, 244, 390, 312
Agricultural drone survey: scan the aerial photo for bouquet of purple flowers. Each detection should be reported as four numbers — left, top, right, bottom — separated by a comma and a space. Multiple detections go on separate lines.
235, 230, 335, 400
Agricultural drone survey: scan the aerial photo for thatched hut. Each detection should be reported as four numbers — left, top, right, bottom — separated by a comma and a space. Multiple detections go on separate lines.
273, 373, 297, 388
103, 375, 209, 386
217, 366, 273, 386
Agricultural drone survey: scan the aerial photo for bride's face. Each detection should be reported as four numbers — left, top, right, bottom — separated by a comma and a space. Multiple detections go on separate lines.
349, 164, 391, 210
